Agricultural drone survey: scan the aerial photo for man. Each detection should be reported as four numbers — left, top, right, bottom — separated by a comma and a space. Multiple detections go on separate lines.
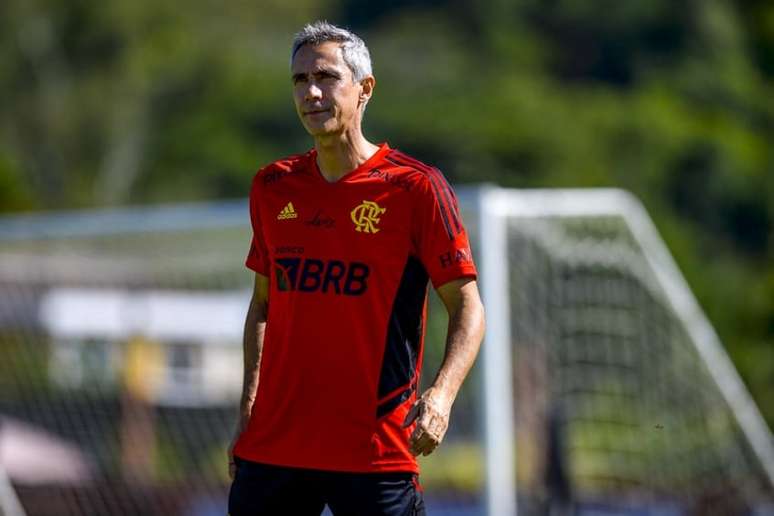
228, 20, 485, 516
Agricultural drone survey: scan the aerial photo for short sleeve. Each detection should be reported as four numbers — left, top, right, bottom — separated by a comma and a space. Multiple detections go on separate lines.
245, 174, 270, 276
412, 170, 477, 289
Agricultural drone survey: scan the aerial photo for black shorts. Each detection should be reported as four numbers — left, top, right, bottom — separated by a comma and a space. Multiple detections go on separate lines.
228, 457, 426, 516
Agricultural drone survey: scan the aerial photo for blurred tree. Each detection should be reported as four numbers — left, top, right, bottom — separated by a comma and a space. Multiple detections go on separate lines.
0, 0, 771, 427
0, 0, 325, 208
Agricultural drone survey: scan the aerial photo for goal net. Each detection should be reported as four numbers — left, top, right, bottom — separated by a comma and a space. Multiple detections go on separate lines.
0, 202, 252, 516
464, 187, 774, 515
0, 187, 772, 516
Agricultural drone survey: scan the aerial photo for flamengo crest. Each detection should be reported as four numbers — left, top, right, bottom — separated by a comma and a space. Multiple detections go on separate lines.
350, 200, 386, 234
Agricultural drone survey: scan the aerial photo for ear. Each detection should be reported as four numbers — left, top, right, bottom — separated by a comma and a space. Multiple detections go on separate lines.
359, 76, 375, 105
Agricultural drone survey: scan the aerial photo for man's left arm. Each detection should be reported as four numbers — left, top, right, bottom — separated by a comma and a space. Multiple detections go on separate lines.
403, 277, 485, 456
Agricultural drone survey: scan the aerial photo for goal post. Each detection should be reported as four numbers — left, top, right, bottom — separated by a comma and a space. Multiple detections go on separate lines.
462, 186, 774, 515
474, 187, 517, 516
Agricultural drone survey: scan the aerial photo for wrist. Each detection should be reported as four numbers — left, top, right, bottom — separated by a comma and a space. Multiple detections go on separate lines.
237, 406, 252, 429
426, 384, 455, 411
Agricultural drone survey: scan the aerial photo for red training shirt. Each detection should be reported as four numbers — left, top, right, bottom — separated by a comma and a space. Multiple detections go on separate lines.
234, 143, 477, 473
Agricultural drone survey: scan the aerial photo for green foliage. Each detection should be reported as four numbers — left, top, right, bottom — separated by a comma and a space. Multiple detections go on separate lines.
0, 0, 772, 428
0, 153, 33, 211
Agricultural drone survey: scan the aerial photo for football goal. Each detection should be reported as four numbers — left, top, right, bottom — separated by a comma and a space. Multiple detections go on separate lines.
463, 186, 774, 515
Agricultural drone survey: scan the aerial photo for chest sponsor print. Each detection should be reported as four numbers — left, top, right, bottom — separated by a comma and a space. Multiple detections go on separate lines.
274, 257, 369, 295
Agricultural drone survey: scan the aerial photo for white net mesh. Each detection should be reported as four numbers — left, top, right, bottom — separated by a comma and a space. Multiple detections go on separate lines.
501, 206, 774, 515
0, 205, 251, 515
1, 190, 772, 516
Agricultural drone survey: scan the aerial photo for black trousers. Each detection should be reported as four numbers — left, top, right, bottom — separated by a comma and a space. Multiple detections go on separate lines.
228, 458, 426, 516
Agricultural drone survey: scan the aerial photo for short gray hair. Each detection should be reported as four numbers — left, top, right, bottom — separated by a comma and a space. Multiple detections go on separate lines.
291, 21, 373, 82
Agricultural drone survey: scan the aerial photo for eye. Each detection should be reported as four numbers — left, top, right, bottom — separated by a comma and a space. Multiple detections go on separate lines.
316, 71, 340, 82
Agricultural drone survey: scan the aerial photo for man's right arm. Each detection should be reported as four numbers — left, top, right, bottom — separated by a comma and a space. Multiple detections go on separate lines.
228, 272, 269, 478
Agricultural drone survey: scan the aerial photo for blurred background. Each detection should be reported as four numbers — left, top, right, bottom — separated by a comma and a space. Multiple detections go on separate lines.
0, 0, 773, 515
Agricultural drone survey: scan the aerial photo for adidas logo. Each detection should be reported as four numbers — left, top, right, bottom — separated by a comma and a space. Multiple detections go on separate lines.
277, 202, 298, 220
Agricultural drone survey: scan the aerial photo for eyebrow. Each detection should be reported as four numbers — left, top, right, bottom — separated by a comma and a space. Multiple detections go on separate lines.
291, 68, 343, 82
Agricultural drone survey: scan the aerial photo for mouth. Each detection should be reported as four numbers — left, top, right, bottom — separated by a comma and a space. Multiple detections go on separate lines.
304, 109, 329, 116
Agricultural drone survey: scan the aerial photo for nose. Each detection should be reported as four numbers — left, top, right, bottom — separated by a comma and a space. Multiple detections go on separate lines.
305, 82, 322, 102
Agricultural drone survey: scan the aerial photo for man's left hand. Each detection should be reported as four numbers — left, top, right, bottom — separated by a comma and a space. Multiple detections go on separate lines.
402, 386, 452, 456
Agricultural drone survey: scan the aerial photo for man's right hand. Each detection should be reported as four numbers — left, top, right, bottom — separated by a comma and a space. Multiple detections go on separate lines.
227, 414, 250, 480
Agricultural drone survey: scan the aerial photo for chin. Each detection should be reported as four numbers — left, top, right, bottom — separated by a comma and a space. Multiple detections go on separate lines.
305, 123, 342, 138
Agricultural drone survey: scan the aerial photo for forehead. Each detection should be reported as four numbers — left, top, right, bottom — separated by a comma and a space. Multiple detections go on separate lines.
291, 41, 348, 73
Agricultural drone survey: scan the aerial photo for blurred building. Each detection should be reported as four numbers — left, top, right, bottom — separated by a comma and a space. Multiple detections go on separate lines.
39, 288, 246, 407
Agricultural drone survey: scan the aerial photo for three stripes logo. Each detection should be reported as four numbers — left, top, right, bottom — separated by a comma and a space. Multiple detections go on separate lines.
385, 150, 462, 240
277, 202, 298, 220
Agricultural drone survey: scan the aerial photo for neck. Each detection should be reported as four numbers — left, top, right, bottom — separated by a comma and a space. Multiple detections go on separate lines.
314, 127, 379, 182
